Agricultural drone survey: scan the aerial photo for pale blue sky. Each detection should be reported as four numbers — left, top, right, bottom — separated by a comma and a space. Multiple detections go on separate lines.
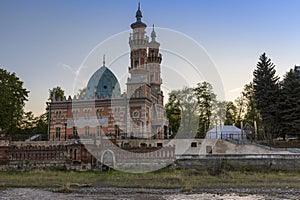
1, 0, 300, 115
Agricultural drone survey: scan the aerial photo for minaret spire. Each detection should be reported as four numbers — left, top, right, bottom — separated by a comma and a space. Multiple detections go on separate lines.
135, 2, 143, 22
103, 54, 105, 66
151, 24, 156, 41
131, 2, 146, 28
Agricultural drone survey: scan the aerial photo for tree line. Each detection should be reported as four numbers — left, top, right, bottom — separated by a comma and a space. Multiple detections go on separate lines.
0, 68, 66, 140
165, 53, 300, 140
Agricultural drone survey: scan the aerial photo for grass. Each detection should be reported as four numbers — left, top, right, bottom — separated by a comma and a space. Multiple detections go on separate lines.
0, 170, 101, 188
1, 168, 300, 191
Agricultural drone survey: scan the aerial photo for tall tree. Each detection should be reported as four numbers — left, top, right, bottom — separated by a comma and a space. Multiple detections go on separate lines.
253, 53, 280, 139
165, 92, 181, 137
48, 86, 65, 101
211, 100, 226, 127
0, 68, 29, 135
242, 82, 263, 138
32, 113, 48, 140
165, 87, 200, 138
279, 68, 300, 139
175, 87, 199, 138
224, 101, 237, 125
234, 94, 246, 127
165, 82, 218, 138
242, 82, 262, 138
194, 82, 216, 137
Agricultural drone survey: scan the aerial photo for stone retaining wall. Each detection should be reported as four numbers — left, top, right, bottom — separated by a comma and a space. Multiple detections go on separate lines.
176, 154, 300, 171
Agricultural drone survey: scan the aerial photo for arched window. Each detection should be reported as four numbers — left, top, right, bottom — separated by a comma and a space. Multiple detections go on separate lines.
72, 127, 78, 135
134, 60, 139, 68
96, 109, 103, 119
85, 126, 90, 136
97, 126, 102, 137
74, 149, 77, 160
72, 110, 79, 120
115, 125, 120, 137
55, 127, 61, 139
84, 110, 88, 119
150, 74, 154, 82
70, 148, 73, 159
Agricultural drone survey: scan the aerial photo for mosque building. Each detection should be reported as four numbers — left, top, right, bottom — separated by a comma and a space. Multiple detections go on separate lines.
48, 4, 168, 142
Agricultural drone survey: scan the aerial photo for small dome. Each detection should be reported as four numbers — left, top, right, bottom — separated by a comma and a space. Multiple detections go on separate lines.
136, 9, 142, 19
151, 28, 156, 38
136, 2, 142, 20
86, 66, 121, 99
130, 2, 147, 29
149, 25, 160, 48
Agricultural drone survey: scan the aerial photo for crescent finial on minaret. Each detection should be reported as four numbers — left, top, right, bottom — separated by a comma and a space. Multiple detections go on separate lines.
103, 54, 106, 66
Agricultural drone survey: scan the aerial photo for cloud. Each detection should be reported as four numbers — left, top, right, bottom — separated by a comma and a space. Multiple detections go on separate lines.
58, 63, 82, 76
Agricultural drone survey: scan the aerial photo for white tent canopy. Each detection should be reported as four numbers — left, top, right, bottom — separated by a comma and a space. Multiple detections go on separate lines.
206, 125, 245, 140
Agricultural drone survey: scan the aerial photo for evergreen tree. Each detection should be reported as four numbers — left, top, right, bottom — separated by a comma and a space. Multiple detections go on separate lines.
253, 53, 280, 139
279, 68, 300, 139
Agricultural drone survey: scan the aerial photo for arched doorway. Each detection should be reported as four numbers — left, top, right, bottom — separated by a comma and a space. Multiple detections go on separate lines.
100, 150, 116, 171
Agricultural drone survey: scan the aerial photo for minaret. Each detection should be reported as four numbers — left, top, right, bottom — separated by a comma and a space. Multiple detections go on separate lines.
127, 3, 150, 99
147, 25, 162, 94
125, 4, 167, 139
126, 3, 152, 139
129, 2, 148, 72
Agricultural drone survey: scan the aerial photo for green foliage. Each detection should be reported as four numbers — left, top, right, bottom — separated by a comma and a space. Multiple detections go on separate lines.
279, 68, 300, 138
211, 101, 226, 127
77, 87, 86, 98
253, 53, 280, 139
165, 82, 218, 138
12, 112, 48, 141
0, 68, 29, 135
242, 82, 261, 127
49, 86, 65, 101
194, 82, 216, 137
224, 101, 237, 125
171, 87, 199, 138
234, 94, 246, 128
165, 92, 181, 137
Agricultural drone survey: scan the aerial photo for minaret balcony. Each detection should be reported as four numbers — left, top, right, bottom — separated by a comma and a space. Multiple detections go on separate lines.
147, 56, 162, 63
129, 34, 149, 41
